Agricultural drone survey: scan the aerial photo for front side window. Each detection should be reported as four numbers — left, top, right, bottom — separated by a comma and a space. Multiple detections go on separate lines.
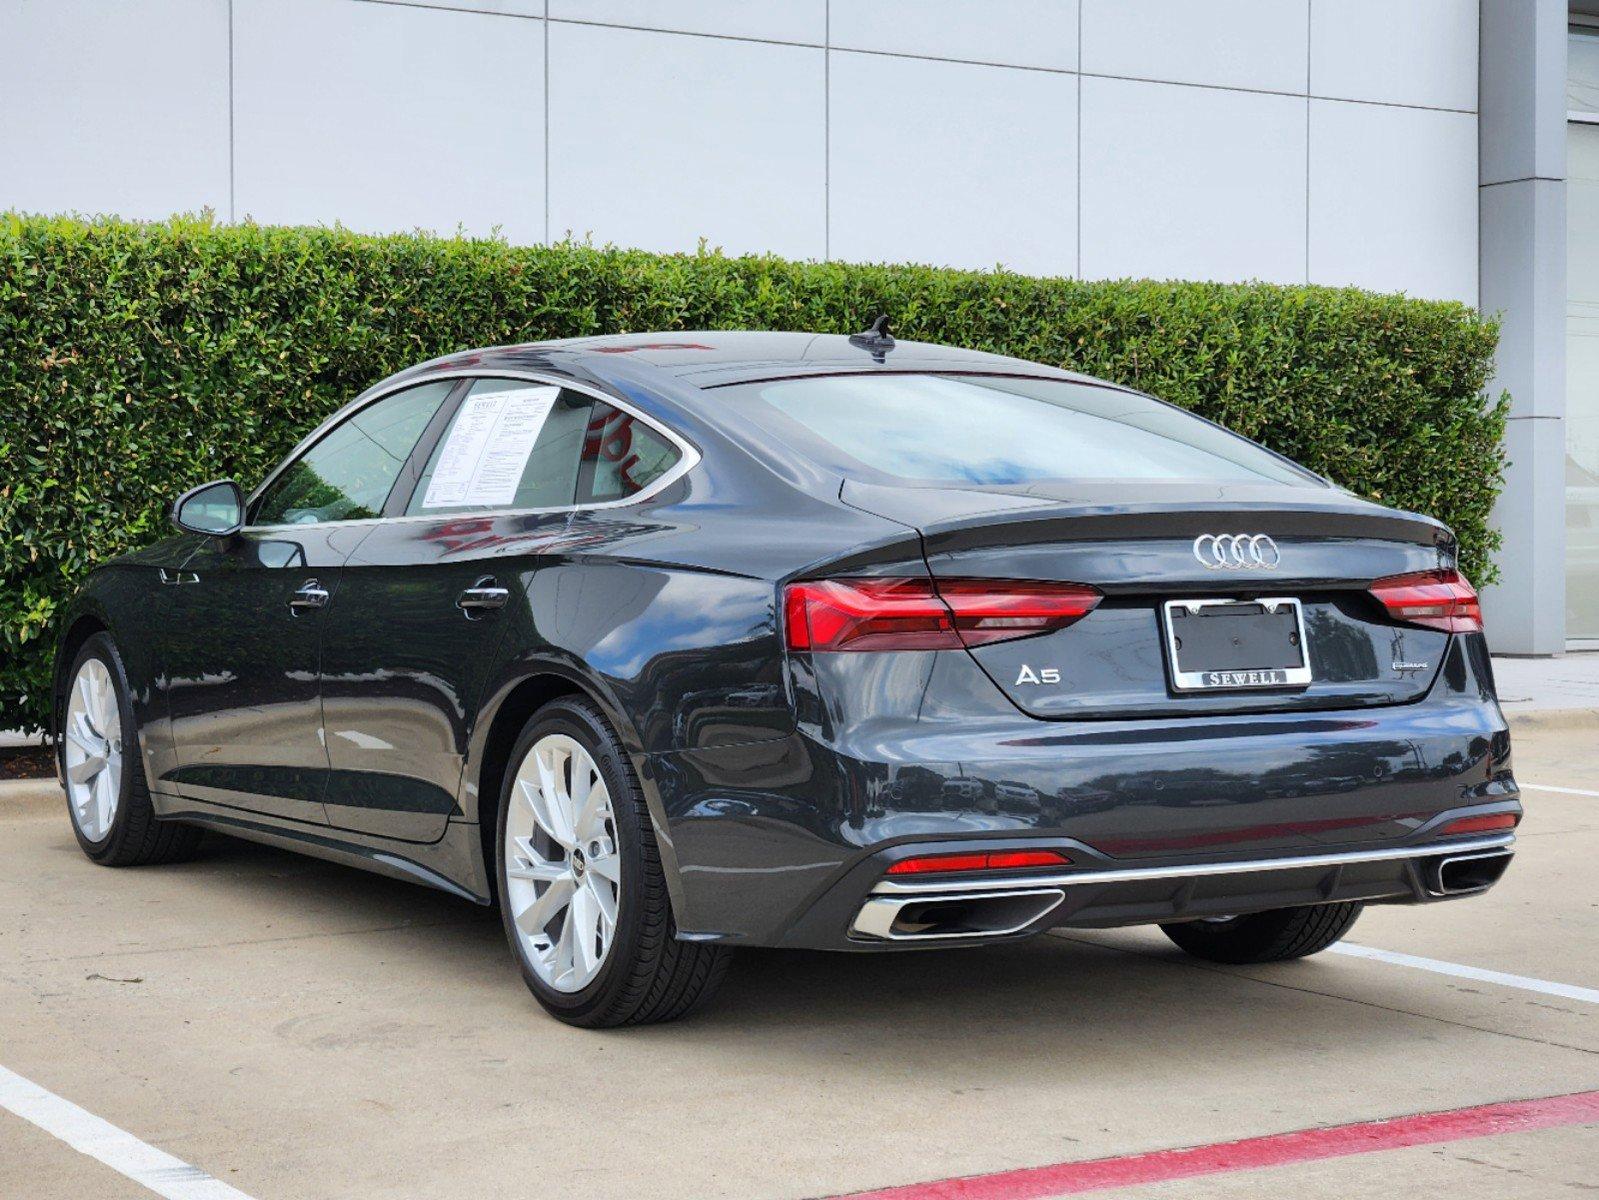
253, 380, 454, 525
718, 374, 1321, 488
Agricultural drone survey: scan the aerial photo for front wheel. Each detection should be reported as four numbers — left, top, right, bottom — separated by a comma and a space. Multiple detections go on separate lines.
495, 697, 729, 1027
1159, 902, 1363, 964
61, 633, 204, 866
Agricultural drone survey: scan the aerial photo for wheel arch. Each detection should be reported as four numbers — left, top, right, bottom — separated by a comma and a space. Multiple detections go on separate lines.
57, 613, 110, 679
52, 611, 112, 757
469, 662, 687, 919
473, 671, 586, 905
53, 567, 184, 798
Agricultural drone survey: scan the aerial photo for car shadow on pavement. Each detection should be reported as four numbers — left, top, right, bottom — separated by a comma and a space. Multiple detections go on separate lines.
171, 832, 1416, 1074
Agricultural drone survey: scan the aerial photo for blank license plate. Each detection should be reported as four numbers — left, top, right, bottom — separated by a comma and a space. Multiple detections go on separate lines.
1162, 598, 1312, 692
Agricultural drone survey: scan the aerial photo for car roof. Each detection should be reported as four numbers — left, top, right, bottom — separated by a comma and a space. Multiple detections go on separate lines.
396, 330, 1102, 391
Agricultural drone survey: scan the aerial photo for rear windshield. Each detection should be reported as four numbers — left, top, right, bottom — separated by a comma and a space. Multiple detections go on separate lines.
718, 374, 1321, 488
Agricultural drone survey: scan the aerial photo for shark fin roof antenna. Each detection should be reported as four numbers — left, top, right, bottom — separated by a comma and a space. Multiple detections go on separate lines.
847, 314, 896, 363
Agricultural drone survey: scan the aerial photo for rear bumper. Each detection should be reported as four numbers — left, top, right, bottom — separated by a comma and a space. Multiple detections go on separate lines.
846, 833, 1515, 944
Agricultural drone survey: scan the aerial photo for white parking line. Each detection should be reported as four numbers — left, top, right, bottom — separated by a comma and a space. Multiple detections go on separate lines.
1520, 782, 1599, 798
0, 1065, 254, 1200
1329, 943, 1599, 1005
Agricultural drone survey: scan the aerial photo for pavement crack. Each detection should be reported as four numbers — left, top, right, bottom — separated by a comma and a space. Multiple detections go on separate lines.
1444, 1149, 1599, 1191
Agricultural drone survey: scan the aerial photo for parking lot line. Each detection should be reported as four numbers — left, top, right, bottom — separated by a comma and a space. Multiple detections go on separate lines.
1520, 782, 1599, 797
830, 1090, 1599, 1200
1327, 941, 1599, 1004
0, 1065, 254, 1200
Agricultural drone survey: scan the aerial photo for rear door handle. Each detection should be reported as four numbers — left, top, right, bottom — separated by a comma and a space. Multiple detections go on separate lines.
458, 578, 509, 616
289, 579, 330, 612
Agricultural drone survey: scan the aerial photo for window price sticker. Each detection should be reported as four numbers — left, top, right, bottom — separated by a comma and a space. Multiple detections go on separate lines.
421, 386, 559, 508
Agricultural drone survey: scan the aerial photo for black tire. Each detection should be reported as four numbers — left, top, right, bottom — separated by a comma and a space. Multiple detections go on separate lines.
60, 633, 205, 867
494, 697, 730, 1027
1159, 902, 1363, 964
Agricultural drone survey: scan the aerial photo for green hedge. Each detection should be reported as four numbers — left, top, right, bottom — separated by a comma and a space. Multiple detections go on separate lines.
0, 213, 1508, 733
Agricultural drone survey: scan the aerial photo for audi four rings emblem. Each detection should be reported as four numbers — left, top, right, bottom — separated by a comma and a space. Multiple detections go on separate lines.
1193, 533, 1281, 569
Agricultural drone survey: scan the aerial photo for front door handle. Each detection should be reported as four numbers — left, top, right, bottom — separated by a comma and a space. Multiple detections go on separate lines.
289, 579, 330, 613
458, 577, 509, 616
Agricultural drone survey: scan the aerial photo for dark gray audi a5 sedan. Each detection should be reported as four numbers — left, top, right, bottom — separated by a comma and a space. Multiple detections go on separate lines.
52, 326, 1521, 1026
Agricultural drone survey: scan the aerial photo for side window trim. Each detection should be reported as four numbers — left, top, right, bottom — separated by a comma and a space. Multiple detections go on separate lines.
380, 378, 472, 518
247, 369, 700, 529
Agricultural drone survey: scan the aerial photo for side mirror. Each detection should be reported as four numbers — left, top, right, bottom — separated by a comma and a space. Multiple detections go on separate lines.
170, 479, 245, 538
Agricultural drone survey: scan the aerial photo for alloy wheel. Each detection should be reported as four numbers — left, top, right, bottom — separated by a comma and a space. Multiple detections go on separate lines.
63, 658, 123, 842
503, 733, 621, 993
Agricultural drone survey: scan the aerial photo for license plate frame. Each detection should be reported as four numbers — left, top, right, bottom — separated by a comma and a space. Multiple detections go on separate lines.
1161, 597, 1312, 692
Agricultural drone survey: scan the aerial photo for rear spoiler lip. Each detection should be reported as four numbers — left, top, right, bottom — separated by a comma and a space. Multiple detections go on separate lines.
921, 506, 1451, 555
838, 479, 1451, 555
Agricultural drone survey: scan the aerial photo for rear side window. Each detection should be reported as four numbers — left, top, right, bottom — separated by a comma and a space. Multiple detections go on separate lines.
719, 374, 1320, 488
408, 379, 596, 515
577, 403, 682, 503
405, 381, 684, 514
254, 380, 454, 525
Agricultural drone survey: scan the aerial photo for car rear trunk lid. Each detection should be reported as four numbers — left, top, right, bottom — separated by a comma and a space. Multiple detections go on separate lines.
841, 478, 1457, 720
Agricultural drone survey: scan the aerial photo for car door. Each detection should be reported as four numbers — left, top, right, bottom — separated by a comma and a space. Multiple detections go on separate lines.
317, 376, 598, 843
163, 379, 458, 824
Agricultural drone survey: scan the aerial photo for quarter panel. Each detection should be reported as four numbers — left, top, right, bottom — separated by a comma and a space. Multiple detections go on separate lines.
455, 491, 916, 929
530, 559, 793, 755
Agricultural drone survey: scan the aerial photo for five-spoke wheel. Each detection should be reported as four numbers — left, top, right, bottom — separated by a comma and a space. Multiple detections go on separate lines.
504, 733, 622, 993
495, 697, 729, 1026
60, 633, 204, 866
63, 656, 124, 842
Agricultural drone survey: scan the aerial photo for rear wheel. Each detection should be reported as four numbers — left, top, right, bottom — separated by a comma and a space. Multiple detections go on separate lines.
495, 697, 729, 1027
1159, 902, 1362, 964
61, 633, 204, 866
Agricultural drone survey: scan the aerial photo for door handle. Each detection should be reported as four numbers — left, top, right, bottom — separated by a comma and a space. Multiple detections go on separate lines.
458, 577, 509, 616
289, 579, 330, 613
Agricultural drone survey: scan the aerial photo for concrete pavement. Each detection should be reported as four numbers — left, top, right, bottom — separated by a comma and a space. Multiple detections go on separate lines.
1492, 651, 1599, 713
0, 721, 1594, 1200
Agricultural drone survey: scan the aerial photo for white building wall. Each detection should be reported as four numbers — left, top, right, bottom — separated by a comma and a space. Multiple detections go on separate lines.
232, 0, 547, 244
2, 0, 232, 221
1, 0, 1481, 303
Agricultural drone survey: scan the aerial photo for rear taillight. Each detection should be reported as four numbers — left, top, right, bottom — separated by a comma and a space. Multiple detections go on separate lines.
885, 849, 1072, 875
783, 577, 1101, 653
1368, 569, 1483, 634
1437, 812, 1519, 836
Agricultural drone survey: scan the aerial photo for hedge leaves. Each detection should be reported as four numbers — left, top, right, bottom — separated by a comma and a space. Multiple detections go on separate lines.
0, 215, 1507, 732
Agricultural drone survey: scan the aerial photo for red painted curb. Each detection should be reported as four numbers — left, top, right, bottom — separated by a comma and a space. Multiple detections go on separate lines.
834, 1090, 1599, 1200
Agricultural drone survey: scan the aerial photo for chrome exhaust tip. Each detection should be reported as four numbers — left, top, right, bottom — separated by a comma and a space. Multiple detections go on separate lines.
850, 888, 1065, 941
1424, 849, 1514, 896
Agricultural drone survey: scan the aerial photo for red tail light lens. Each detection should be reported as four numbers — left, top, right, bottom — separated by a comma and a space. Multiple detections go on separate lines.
783, 577, 1101, 653
1438, 812, 1519, 836
1368, 569, 1483, 634
885, 849, 1072, 875
784, 578, 958, 652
